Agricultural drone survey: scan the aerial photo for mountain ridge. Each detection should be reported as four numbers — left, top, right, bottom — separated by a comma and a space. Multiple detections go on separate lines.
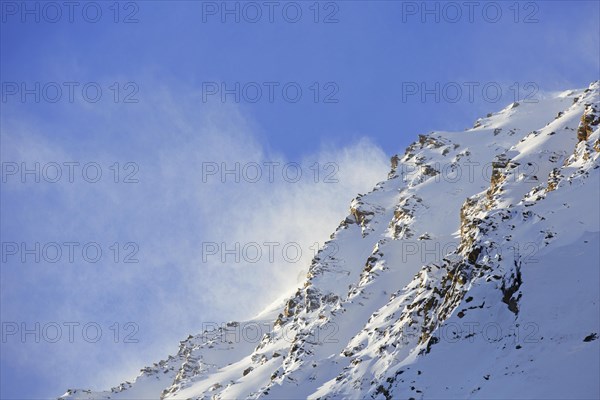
61, 81, 600, 400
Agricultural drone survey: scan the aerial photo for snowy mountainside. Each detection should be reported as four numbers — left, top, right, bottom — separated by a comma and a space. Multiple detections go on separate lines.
61, 82, 600, 400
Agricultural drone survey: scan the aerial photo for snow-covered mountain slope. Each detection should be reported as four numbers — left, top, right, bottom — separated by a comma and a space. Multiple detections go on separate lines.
61, 82, 600, 400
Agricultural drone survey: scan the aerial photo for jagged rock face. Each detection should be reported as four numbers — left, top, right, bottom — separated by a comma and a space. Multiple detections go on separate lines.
61, 82, 600, 400
577, 101, 600, 142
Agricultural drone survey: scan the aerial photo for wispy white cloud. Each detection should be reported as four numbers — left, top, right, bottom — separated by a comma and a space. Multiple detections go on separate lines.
0, 82, 389, 396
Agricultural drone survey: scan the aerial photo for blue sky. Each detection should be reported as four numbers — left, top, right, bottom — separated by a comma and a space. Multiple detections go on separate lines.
1, 1, 599, 398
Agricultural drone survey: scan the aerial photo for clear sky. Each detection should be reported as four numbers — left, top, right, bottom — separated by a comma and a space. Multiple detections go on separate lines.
1, 1, 599, 398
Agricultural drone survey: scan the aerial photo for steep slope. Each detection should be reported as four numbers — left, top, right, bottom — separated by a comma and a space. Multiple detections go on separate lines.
61, 82, 600, 400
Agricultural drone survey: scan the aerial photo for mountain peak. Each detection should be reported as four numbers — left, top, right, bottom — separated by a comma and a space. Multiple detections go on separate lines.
61, 82, 600, 400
